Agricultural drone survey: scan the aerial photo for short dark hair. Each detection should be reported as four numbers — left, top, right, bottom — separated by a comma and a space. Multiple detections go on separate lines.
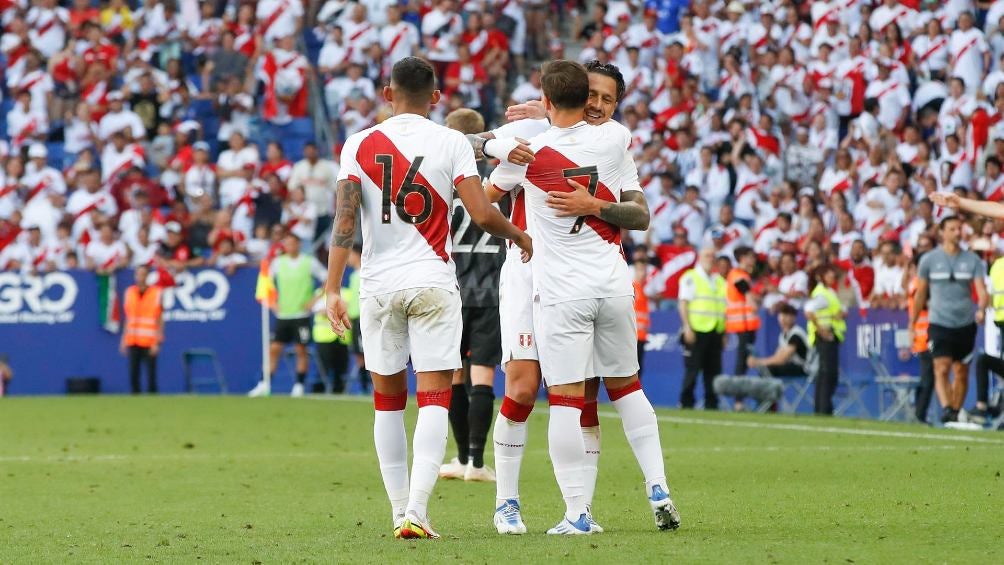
734, 246, 755, 262
777, 303, 798, 317
541, 60, 589, 110
584, 60, 626, 102
987, 156, 1001, 169
939, 215, 961, 230
390, 56, 437, 103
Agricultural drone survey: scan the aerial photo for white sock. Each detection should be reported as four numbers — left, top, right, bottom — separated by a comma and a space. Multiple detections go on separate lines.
582, 425, 601, 510
406, 404, 449, 521
549, 404, 587, 521
373, 409, 409, 521
493, 413, 528, 505
613, 390, 669, 494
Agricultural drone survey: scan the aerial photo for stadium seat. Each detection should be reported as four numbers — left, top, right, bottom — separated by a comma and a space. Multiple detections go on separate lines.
868, 350, 920, 422
182, 348, 228, 394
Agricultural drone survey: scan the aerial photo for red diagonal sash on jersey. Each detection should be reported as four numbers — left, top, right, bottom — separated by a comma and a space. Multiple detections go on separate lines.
468, 30, 488, 58
828, 176, 852, 194
814, 8, 838, 30
387, 25, 409, 55
259, 0, 289, 37
951, 36, 979, 67
35, 14, 58, 36
32, 248, 47, 268
73, 199, 102, 221
737, 178, 768, 199
871, 81, 900, 101
19, 71, 46, 93
917, 37, 947, 64
985, 177, 1004, 201
355, 130, 451, 261
0, 183, 18, 199
100, 251, 120, 271
13, 118, 37, 148
525, 147, 621, 246
25, 178, 51, 203
349, 24, 372, 43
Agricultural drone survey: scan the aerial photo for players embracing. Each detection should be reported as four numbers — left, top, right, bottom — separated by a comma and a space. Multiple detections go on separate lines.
486, 60, 681, 535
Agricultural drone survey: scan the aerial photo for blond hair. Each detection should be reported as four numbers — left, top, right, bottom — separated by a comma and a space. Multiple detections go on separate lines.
445, 108, 485, 135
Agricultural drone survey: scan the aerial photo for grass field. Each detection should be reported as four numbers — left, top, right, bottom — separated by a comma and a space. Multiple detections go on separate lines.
1, 396, 1001, 564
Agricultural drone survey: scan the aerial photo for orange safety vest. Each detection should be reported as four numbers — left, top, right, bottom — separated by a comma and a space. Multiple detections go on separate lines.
907, 277, 929, 354
725, 268, 760, 333
634, 280, 650, 341
123, 285, 163, 348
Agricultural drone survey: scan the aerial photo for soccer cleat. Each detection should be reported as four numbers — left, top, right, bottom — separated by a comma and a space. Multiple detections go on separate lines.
398, 513, 440, 540
649, 485, 682, 531
546, 513, 592, 535
464, 463, 497, 482
290, 383, 305, 397
439, 457, 467, 480
247, 380, 270, 397
585, 506, 604, 533
393, 515, 406, 539
493, 499, 527, 535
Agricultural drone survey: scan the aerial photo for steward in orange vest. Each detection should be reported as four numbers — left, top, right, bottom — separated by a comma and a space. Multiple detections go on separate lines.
908, 256, 934, 423
633, 262, 652, 377
120, 265, 164, 394
726, 247, 760, 376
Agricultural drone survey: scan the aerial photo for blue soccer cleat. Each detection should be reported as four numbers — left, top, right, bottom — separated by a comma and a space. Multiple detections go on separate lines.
494, 499, 527, 535
649, 485, 682, 531
546, 513, 592, 535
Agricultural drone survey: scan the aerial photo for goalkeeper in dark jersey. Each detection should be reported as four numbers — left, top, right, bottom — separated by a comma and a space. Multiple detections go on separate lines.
439, 109, 505, 482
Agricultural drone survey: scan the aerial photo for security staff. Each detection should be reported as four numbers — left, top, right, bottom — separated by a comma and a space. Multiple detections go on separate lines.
679, 247, 727, 410
805, 264, 845, 415
312, 287, 351, 393
911, 216, 988, 423
248, 233, 327, 397
726, 246, 760, 375
907, 255, 934, 424
120, 265, 164, 394
634, 260, 652, 378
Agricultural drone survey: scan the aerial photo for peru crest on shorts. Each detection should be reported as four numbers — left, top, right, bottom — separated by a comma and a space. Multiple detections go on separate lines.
518, 333, 533, 349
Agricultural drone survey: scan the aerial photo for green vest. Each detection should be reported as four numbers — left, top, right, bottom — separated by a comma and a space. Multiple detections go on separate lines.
808, 283, 846, 345
275, 255, 315, 318
684, 268, 726, 333
312, 289, 351, 344
990, 257, 1004, 322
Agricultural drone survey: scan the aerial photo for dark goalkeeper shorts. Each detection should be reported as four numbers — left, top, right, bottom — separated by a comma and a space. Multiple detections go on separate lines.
460, 305, 502, 367
928, 323, 977, 363
272, 317, 312, 345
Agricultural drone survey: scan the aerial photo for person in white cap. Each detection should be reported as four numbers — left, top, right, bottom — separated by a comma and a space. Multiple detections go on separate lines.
98, 91, 146, 142
22, 143, 66, 204
182, 142, 217, 204
718, 2, 748, 55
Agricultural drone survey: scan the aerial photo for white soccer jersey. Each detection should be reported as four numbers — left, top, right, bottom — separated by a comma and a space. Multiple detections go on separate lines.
490, 121, 634, 306
338, 113, 479, 298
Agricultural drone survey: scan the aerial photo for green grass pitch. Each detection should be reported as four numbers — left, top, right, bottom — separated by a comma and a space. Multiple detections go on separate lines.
1, 396, 1001, 563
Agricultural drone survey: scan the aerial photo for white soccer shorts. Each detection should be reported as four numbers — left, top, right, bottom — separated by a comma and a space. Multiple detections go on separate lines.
359, 287, 463, 376
534, 295, 640, 387
499, 256, 538, 362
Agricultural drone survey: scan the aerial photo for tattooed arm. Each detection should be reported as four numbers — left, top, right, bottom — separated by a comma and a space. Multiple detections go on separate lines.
325, 178, 362, 336
547, 184, 651, 231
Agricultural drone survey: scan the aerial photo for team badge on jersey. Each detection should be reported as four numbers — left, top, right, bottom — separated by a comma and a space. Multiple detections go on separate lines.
518, 333, 533, 349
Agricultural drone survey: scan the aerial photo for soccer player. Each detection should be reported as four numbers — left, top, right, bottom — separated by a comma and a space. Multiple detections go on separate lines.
488, 60, 680, 535
439, 108, 505, 483
478, 61, 670, 535
324, 57, 532, 540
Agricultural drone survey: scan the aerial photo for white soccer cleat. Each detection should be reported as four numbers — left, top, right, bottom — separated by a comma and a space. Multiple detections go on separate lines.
398, 512, 440, 540
649, 485, 682, 531
494, 499, 527, 535
546, 513, 592, 535
585, 506, 604, 533
392, 514, 406, 539
439, 457, 467, 480
464, 463, 497, 482
247, 380, 270, 397
290, 382, 305, 397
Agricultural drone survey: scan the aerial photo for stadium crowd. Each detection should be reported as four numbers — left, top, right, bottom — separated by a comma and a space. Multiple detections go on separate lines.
1, 0, 1004, 318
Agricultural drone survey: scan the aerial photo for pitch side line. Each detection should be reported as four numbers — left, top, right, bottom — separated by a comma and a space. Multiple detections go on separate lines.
303, 395, 1003, 445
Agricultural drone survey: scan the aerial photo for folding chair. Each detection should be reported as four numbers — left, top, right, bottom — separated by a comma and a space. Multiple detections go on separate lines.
834, 370, 872, 418
756, 364, 814, 414
868, 351, 920, 422
182, 348, 228, 394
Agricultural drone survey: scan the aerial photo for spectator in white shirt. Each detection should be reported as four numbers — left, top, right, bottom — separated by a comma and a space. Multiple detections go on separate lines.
288, 142, 338, 240
210, 236, 249, 276
870, 239, 906, 309
84, 222, 129, 273
98, 91, 146, 142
